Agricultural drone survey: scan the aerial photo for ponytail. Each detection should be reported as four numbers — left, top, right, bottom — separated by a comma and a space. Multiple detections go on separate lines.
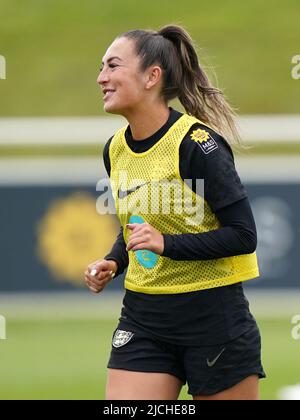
159, 25, 241, 146
119, 25, 241, 146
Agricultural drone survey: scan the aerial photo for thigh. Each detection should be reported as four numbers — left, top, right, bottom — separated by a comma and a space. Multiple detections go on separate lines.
106, 369, 183, 400
184, 323, 266, 399
193, 375, 259, 400
106, 326, 185, 400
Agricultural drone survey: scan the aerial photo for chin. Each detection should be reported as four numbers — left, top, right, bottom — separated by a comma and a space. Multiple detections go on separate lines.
103, 102, 125, 116
103, 102, 117, 114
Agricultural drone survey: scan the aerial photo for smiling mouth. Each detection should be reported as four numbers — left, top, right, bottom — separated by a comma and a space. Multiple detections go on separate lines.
103, 90, 115, 100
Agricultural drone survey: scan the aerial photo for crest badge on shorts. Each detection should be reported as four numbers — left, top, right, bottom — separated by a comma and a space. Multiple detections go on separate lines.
112, 329, 134, 348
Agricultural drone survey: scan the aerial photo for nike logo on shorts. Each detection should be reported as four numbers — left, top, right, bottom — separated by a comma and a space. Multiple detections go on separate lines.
206, 347, 226, 367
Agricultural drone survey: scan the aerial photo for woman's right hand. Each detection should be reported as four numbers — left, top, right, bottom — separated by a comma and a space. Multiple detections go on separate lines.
84, 259, 118, 294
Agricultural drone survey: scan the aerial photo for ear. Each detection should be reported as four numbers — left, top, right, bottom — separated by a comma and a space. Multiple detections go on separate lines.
145, 66, 162, 90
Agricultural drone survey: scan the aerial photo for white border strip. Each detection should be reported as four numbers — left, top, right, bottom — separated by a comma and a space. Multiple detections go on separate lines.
236, 156, 300, 183
0, 157, 105, 185
0, 156, 299, 185
238, 115, 300, 142
0, 117, 125, 145
0, 115, 300, 144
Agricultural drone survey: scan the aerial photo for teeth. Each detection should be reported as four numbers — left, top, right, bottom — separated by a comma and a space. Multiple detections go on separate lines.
104, 90, 114, 99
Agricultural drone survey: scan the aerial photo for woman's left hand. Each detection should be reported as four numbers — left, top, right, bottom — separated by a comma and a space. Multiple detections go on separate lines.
126, 222, 164, 255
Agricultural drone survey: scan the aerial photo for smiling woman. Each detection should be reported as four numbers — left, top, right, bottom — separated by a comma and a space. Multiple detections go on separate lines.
97, 36, 168, 131
85, 25, 265, 401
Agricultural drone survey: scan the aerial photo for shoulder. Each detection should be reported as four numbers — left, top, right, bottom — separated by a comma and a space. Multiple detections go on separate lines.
179, 122, 236, 181
180, 122, 234, 161
103, 136, 114, 158
103, 136, 114, 177
103, 124, 128, 156
103, 136, 114, 163
179, 123, 247, 212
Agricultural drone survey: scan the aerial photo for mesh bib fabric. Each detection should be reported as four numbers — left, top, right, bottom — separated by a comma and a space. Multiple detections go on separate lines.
109, 114, 259, 294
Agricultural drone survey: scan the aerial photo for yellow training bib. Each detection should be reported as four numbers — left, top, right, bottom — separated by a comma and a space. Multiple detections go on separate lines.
109, 114, 259, 294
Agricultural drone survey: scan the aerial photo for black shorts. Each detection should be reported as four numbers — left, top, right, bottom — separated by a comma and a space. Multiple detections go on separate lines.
107, 321, 266, 397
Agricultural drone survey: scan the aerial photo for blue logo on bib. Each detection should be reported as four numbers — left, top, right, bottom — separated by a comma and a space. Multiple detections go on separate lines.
128, 215, 159, 269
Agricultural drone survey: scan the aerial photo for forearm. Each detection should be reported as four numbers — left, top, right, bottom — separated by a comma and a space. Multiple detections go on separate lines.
162, 227, 255, 261
162, 198, 257, 261
104, 227, 129, 276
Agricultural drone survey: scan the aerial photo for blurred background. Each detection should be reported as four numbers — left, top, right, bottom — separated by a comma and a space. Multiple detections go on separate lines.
0, 0, 300, 400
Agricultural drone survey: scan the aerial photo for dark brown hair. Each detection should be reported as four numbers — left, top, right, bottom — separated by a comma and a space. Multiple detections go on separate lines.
118, 25, 241, 145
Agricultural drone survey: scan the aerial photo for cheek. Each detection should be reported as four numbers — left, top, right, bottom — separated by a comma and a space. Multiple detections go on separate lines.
120, 77, 144, 102
124, 90, 141, 104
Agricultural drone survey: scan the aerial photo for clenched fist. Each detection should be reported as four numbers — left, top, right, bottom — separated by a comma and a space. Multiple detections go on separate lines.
84, 259, 118, 294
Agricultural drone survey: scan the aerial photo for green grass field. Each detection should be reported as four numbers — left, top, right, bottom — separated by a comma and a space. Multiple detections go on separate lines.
0, 0, 299, 116
1, 293, 299, 400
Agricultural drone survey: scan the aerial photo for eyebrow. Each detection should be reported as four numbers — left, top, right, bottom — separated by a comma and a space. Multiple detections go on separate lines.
101, 56, 122, 65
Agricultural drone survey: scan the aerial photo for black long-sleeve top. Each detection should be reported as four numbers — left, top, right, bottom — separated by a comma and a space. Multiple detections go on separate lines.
103, 108, 257, 276
101, 108, 258, 345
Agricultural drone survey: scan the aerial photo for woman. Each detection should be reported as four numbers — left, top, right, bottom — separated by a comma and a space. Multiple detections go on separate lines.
84, 25, 265, 400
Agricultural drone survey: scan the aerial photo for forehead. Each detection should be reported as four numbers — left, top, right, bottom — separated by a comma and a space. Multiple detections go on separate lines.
102, 37, 137, 63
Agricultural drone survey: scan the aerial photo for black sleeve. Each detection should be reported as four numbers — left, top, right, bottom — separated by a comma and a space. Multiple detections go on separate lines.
162, 197, 257, 260
102, 137, 129, 276
179, 124, 247, 212
103, 136, 113, 177
104, 226, 129, 277
161, 124, 255, 261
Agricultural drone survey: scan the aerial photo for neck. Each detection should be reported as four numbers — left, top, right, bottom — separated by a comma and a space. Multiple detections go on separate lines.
124, 103, 170, 140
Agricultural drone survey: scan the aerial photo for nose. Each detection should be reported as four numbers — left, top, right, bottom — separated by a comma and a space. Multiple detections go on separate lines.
97, 68, 108, 85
